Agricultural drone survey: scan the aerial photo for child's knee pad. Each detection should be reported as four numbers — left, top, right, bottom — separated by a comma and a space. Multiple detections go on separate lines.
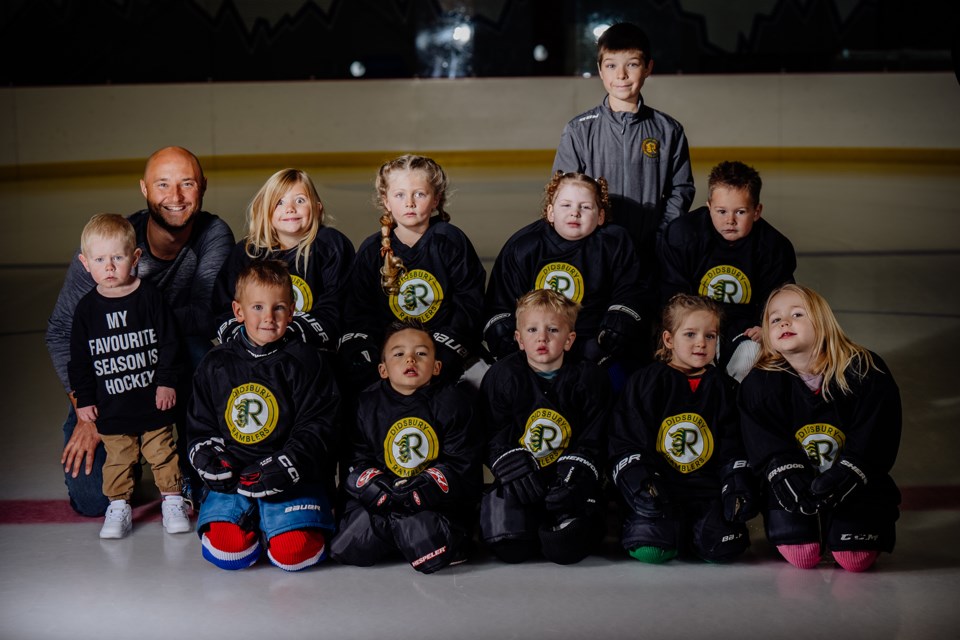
201, 522, 261, 570
267, 528, 327, 572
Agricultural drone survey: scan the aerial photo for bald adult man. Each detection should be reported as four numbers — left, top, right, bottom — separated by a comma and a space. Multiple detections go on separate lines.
46, 146, 235, 516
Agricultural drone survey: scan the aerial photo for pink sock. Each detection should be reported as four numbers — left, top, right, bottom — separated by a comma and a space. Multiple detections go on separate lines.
833, 550, 879, 572
777, 543, 821, 569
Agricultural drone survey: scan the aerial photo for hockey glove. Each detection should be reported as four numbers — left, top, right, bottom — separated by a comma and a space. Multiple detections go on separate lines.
580, 338, 611, 367
544, 455, 600, 517
216, 318, 244, 344
432, 331, 467, 383
288, 312, 331, 347
720, 459, 760, 523
189, 437, 241, 493
492, 448, 545, 506
237, 452, 301, 498
337, 333, 378, 385
597, 304, 641, 354
353, 467, 397, 514
482, 314, 517, 361
613, 455, 668, 518
808, 458, 868, 511
766, 456, 818, 515
392, 468, 450, 513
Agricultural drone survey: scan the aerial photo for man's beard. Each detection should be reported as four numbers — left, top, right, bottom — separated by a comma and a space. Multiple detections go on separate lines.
149, 205, 193, 233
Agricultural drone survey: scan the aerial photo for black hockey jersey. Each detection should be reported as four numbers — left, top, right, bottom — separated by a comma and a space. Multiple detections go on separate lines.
342, 379, 483, 509
659, 207, 796, 338
211, 227, 356, 348
480, 352, 610, 479
342, 217, 486, 359
738, 355, 902, 496
483, 219, 650, 360
609, 362, 746, 498
68, 280, 183, 436
186, 335, 340, 483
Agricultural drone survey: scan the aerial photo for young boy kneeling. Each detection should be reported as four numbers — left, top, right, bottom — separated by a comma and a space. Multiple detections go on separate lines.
186, 260, 340, 571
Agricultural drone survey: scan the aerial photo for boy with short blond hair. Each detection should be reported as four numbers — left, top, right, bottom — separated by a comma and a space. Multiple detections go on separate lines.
479, 290, 611, 565
68, 213, 189, 539
186, 260, 340, 571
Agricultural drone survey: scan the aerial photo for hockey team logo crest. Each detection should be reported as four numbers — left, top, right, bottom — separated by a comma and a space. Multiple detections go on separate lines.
225, 383, 279, 444
642, 138, 659, 158
656, 412, 714, 473
389, 269, 443, 322
535, 262, 585, 303
699, 265, 752, 304
795, 423, 847, 472
520, 408, 572, 467
384, 416, 440, 477
291, 275, 313, 312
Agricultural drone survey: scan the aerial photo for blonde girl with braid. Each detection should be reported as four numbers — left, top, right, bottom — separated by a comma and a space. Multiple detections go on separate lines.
339, 155, 486, 390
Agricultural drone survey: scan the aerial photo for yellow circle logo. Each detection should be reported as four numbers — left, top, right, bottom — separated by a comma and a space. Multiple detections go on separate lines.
642, 138, 660, 158
384, 416, 440, 477
535, 262, 584, 303
291, 275, 313, 312
225, 382, 279, 445
656, 412, 714, 473
795, 423, 847, 473
388, 269, 443, 322
698, 265, 752, 304
520, 408, 571, 467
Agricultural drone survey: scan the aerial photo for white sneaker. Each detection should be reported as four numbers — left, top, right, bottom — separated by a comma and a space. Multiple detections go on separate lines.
100, 500, 132, 539
161, 495, 191, 534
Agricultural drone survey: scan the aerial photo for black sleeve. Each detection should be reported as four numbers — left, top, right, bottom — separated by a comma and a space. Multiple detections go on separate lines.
210, 243, 247, 340
67, 298, 96, 407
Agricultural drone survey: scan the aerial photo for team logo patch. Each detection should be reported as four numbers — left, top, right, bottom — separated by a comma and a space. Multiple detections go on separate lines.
290, 275, 313, 313
225, 382, 279, 444
698, 265, 752, 304
796, 423, 847, 472
356, 467, 383, 488
384, 416, 440, 477
535, 262, 584, 303
425, 467, 450, 493
656, 412, 714, 473
389, 269, 443, 322
521, 408, 572, 467
642, 138, 659, 158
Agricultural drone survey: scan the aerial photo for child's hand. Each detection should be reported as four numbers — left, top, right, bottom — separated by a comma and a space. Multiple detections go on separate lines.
76, 405, 98, 423
156, 386, 176, 411
744, 326, 762, 342
392, 468, 449, 512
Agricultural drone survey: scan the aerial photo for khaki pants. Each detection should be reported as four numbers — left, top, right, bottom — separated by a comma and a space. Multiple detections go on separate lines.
101, 426, 182, 501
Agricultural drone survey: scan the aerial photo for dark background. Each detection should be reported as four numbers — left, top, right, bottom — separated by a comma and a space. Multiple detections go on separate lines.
2, 0, 957, 85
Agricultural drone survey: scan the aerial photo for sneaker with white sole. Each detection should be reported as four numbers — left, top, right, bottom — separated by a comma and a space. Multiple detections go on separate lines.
100, 500, 132, 539
162, 495, 191, 534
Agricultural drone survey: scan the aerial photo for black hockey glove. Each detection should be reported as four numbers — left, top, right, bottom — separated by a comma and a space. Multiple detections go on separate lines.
766, 456, 818, 515
432, 331, 467, 383
483, 314, 517, 361
337, 333, 378, 385
237, 452, 301, 498
216, 318, 244, 345
580, 338, 611, 367
288, 312, 331, 347
189, 437, 241, 493
492, 448, 544, 506
392, 468, 450, 513
597, 304, 641, 355
808, 458, 868, 511
612, 454, 669, 518
352, 467, 398, 514
720, 459, 760, 523
544, 455, 600, 517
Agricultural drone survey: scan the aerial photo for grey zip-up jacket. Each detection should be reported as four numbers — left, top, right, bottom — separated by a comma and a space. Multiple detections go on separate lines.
552, 95, 695, 263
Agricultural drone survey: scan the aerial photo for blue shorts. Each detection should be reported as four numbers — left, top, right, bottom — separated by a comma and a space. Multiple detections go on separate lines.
197, 484, 335, 539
